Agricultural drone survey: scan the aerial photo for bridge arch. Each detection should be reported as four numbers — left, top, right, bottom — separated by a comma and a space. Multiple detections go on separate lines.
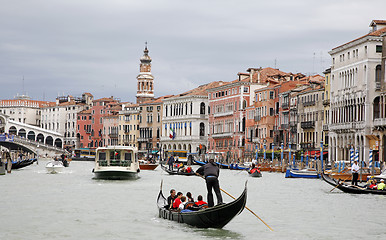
54, 138, 62, 148
27, 131, 35, 140
18, 128, 26, 138
46, 136, 53, 146
9, 126, 17, 135
37, 133, 44, 143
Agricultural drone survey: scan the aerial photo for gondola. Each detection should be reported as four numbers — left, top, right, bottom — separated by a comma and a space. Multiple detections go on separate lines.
193, 160, 248, 170
157, 182, 247, 228
321, 173, 386, 195
249, 169, 262, 178
12, 159, 36, 169
160, 164, 196, 176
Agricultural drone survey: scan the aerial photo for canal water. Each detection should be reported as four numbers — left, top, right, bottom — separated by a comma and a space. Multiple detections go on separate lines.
1, 160, 385, 240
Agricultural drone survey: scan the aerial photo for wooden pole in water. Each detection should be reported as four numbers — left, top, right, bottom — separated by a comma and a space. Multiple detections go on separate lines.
197, 174, 274, 231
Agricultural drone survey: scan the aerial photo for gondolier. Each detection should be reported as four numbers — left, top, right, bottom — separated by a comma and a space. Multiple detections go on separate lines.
196, 158, 223, 207
351, 160, 360, 186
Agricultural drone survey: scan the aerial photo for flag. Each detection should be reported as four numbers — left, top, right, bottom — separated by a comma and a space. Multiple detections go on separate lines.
115, 151, 119, 156
169, 127, 176, 139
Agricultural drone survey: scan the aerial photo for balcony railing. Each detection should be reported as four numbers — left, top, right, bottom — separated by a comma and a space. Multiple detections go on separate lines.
282, 103, 289, 109
137, 137, 150, 142
254, 116, 261, 122
213, 111, 234, 118
376, 82, 381, 90
303, 101, 316, 107
108, 133, 118, 138
211, 132, 233, 138
323, 99, 330, 106
281, 124, 289, 129
301, 121, 315, 129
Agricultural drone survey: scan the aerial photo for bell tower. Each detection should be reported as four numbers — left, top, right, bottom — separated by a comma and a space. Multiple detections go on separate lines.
136, 43, 155, 104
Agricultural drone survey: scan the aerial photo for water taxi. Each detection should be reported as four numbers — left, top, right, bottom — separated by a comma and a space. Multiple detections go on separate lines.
92, 146, 140, 180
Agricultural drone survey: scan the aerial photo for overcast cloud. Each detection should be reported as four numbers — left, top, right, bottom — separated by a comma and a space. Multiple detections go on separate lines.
1, 0, 385, 102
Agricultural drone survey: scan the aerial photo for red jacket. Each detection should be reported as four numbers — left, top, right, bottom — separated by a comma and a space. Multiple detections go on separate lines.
195, 200, 207, 206
173, 198, 181, 208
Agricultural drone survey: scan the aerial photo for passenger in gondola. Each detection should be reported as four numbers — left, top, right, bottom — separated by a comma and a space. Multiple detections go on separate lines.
172, 192, 183, 209
186, 192, 194, 202
368, 180, 377, 190
196, 158, 223, 207
166, 189, 176, 209
195, 195, 207, 206
178, 196, 187, 211
377, 179, 385, 190
186, 166, 192, 173
249, 163, 260, 174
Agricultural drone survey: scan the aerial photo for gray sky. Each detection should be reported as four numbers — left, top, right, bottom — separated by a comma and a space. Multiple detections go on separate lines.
1, 0, 385, 102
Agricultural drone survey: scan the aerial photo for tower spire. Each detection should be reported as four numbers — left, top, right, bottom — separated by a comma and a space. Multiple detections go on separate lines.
136, 44, 154, 104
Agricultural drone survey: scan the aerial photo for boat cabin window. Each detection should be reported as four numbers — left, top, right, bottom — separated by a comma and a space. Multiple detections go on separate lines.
124, 152, 132, 161
110, 150, 121, 160
98, 152, 106, 160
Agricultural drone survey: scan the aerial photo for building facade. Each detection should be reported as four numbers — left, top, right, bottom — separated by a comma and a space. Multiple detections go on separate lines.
329, 20, 386, 164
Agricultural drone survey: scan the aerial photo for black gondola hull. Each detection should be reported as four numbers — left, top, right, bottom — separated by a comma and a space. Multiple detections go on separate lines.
321, 173, 386, 195
160, 164, 196, 176
157, 183, 247, 228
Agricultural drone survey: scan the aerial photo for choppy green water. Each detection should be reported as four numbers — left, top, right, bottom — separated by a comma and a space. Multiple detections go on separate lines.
1, 160, 385, 240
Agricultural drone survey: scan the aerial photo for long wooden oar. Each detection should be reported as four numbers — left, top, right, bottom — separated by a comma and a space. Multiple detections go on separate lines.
330, 174, 352, 192
197, 174, 274, 231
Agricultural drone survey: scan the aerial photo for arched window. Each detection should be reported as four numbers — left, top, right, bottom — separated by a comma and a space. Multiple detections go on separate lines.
200, 102, 205, 114
373, 96, 380, 119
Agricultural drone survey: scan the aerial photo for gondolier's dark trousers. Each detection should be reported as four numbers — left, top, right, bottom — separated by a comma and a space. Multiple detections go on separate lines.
206, 176, 223, 207
352, 172, 358, 186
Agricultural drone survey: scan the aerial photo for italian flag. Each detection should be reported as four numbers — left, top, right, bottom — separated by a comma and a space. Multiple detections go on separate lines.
169, 127, 175, 139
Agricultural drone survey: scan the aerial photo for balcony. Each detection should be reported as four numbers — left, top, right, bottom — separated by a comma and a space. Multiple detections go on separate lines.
213, 111, 234, 118
323, 124, 329, 131
374, 118, 386, 130
301, 121, 315, 129
300, 142, 315, 150
137, 137, 150, 142
323, 99, 330, 106
290, 126, 297, 133
108, 133, 118, 138
282, 103, 289, 109
376, 82, 381, 90
303, 101, 316, 107
281, 124, 289, 129
254, 116, 261, 122
211, 132, 233, 138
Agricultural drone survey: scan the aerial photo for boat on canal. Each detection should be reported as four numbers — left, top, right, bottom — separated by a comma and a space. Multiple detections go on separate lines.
92, 146, 140, 180
160, 164, 196, 176
139, 160, 158, 170
285, 168, 320, 178
12, 159, 36, 169
248, 168, 262, 178
194, 160, 248, 170
46, 160, 64, 174
321, 173, 386, 195
157, 182, 247, 228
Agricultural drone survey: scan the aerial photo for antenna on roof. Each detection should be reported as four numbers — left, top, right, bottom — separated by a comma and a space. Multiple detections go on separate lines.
22, 76, 25, 95
312, 52, 316, 74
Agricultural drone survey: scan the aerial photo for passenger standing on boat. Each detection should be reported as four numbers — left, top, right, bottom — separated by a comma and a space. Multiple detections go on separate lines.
351, 160, 360, 186
196, 158, 223, 207
172, 192, 183, 209
167, 189, 176, 209
167, 155, 174, 170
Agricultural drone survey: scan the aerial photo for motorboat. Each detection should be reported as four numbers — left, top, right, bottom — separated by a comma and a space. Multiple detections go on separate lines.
139, 160, 158, 170
285, 168, 320, 178
46, 160, 64, 174
92, 146, 140, 180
